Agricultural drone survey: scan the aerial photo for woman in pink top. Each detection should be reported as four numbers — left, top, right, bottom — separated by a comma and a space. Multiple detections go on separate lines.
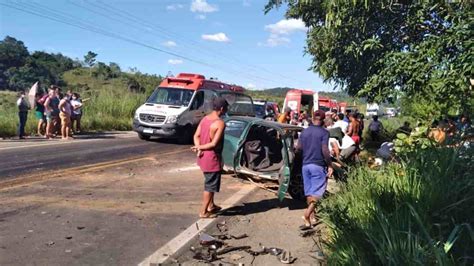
191, 97, 228, 218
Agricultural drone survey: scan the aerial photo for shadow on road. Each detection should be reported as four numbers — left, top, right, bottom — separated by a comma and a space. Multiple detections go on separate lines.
221, 197, 307, 217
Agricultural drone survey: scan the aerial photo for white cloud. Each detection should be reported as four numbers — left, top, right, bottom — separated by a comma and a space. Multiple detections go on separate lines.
201, 32, 230, 42
162, 41, 177, 47
260, 19, 307, 47
265, 19, 306, 35
168, 59, 183, 65
259, 34, 291, 47
196, 14, 206, 20
247, 83, 256, 88
166, 4, 184, 11
191, 0, 218, 13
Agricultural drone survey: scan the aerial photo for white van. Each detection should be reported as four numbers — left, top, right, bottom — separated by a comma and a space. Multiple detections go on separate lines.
132, 73, 254, 142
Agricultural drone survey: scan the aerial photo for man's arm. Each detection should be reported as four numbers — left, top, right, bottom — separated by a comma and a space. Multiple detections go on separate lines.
58, 99, 65, 112
321, 132, 334, 176
198, 120, 225, 150
44, 98, 51, 112
192, 122, 202, 149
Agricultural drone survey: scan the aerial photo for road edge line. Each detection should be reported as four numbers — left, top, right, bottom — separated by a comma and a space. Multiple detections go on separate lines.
138, 184, 258, 266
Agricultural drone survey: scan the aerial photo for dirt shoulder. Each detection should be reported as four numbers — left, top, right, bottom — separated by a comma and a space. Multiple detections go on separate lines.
175, 179, 339, 265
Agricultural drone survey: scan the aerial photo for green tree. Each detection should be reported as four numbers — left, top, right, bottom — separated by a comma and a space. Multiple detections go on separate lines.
0, 36, 30, 89
109, 62, 121, 78
83, 51, 97, 76
265, 1, 473, 117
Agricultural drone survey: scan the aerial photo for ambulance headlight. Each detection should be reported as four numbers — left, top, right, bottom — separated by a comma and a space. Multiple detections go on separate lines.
134, 112, 139, 119
166, 115, 178, 124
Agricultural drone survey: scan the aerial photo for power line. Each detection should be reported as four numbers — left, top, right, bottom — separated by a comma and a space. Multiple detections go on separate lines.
92, 0, 301, 84
78, 0, 284, 85
2, 1, 282, 86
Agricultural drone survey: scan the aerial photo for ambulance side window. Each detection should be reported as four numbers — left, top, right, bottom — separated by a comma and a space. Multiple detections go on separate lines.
203, 90, 217, 112
191, 91, 204, 110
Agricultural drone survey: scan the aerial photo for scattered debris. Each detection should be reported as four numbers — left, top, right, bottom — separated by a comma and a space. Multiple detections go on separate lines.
140, 201, 145, 204
65, 249, 72, 253
300, 229, 316, 238
165, 192, 172, 196
231, 234, 248, 240
230, 253, 243, 261
76, 226, 85, 230
280, 250, 296, 264
65, 236, 73, 240
46, 241, 55, 247
41, 211, 47, 215
28, 230, 34, 233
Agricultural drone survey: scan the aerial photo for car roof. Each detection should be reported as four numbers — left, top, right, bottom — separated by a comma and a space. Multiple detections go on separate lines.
226, 116, 302, 130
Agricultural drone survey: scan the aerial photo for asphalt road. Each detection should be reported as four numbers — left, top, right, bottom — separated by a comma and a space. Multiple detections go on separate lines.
0, 132, 187, 181
0, 132, 251, 265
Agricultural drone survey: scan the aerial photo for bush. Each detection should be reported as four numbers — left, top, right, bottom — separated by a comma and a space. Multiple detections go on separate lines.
321, 146, 474, 265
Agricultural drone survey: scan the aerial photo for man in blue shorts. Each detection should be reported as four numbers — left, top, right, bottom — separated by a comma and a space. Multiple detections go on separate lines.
296, 110, 333, 228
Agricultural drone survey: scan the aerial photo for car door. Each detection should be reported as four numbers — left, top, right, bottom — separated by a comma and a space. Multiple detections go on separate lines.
222, 118, 250, 171
228, 120, 297, 201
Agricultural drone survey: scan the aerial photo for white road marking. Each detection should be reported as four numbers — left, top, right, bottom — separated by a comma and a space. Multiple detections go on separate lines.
138, 184, 257, 266
0, 134, 135, 151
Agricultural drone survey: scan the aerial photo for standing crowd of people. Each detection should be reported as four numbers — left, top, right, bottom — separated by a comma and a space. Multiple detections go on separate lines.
17, 85, 84, 140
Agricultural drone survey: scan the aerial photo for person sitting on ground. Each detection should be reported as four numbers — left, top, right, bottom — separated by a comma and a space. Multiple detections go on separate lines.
278, 107, 292, 124
368, 115, 383, 141
70, 93, 83, 134
376, 142, 395, 161
17, 90, 30, 139
34, 92, 46, 136
333, 113, 349, 133
58, 93, 73, 140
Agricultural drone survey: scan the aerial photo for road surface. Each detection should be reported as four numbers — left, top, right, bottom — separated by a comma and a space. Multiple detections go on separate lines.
0, 132, 253, 265
0, 132, 185, 180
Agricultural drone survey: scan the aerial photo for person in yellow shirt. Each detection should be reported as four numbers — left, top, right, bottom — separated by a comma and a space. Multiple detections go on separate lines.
278, 108, 291, 124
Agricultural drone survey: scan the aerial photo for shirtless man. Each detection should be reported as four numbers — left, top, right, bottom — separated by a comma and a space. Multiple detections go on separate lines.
191, 97, 228, 218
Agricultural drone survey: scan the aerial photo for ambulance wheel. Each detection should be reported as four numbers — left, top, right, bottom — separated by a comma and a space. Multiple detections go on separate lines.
138, 133, 151, 141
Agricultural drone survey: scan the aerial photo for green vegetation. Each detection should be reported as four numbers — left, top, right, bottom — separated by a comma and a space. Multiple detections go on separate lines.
265, 0, 473, 118
321, 146, 473, 265
265, 1, 474, 264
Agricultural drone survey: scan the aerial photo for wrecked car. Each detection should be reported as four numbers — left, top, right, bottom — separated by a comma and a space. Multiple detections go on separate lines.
222, 117, 305, 200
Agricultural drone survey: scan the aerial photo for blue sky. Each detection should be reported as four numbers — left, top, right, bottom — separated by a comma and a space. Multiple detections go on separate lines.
0, 0, 333, 91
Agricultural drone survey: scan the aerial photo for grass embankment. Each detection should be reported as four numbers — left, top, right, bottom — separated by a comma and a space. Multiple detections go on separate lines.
0, 69, 148, 138
322, 143, 473, 264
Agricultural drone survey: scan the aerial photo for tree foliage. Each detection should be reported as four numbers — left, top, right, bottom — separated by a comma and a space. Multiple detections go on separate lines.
265, 0, 473, 117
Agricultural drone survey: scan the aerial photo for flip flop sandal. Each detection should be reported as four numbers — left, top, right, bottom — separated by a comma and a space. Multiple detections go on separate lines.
199, 213, 217, 219
207, 206, 222, 213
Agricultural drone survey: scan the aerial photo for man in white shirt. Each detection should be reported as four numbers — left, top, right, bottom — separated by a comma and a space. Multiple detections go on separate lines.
333, 113, 349, 133
329, 135, 356, 161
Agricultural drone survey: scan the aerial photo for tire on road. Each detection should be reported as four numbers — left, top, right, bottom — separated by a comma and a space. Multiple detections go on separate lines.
178, 124, 194, 145
138, 133, 151, 141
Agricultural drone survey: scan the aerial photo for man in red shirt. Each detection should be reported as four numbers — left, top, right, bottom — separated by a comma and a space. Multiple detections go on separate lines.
191, 97, 228, 218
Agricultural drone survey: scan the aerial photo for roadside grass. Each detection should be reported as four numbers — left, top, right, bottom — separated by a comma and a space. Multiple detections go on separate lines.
321, 146, 474, 264
0, 70, 148, 138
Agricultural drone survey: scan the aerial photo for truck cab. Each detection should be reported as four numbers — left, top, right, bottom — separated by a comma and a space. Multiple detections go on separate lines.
132, 73, 254, 142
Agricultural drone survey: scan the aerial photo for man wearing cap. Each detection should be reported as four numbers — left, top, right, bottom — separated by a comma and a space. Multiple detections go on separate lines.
192, 97, 229, 218
296, 110, 333, 228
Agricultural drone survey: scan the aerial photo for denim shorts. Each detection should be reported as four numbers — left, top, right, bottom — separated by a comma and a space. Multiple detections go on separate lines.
302, 164, 327, 198
204, 172, 221, 192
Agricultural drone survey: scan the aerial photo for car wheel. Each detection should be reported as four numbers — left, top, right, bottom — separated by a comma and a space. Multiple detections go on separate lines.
138, 133, 151, 141
288, 172, 305, 201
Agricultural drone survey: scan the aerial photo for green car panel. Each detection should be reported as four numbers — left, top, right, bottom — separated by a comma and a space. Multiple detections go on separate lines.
222, 116, 302, 201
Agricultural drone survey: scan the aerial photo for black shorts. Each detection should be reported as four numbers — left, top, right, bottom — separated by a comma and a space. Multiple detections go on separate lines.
204, 172, 221, 192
